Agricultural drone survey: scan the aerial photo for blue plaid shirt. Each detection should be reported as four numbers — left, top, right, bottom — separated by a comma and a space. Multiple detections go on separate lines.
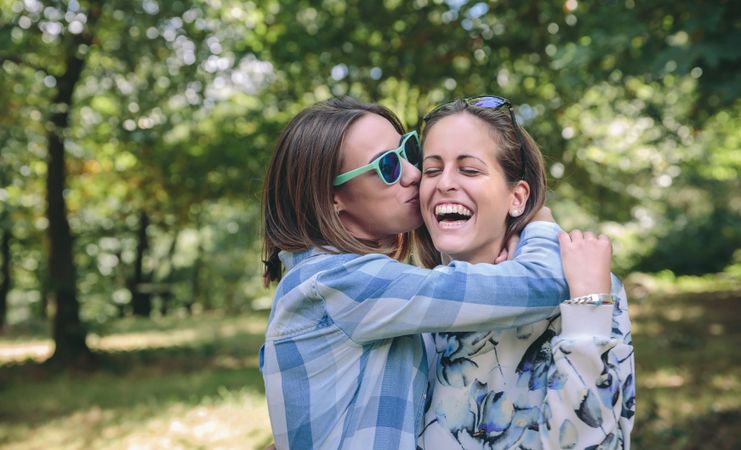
260, 222, 569, 450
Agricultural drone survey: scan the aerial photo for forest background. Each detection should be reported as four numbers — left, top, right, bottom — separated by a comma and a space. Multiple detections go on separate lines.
1, 0, 739, 449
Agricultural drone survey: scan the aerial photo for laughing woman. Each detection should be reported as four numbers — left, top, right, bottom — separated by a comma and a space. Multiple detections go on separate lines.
416, 97, 635, 450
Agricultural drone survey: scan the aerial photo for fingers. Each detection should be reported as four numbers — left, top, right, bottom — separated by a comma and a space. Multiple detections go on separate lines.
599, 233, 613, 255
558, 230, 571, 247
562, 229, 612, 252
494, 248, 508, 264
507, 235, 520, 253
565, 229, 610, 241
562, 229, 612, 251
569, 229, 583, 241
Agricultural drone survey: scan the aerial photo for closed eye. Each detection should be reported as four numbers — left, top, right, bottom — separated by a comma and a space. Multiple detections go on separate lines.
422, 168, 442, 176
459, 168, 481, 175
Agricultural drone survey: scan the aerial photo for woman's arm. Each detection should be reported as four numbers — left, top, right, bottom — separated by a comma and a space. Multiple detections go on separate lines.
539, 232, 635, 449
312, 221, 569, 344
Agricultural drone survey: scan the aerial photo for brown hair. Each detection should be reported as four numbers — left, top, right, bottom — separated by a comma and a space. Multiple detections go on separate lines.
414, 99, 547, 268
262, 97, 413, 285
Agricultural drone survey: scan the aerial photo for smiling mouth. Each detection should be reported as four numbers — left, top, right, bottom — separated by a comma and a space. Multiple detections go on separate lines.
434, 203, 473, 227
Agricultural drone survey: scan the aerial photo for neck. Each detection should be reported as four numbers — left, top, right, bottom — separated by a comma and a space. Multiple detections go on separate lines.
445, 238, 504, 264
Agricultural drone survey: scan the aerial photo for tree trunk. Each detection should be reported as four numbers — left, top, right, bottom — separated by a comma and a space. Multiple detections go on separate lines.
37, 263, 49, 320
47, 102, 91, 364
47, 2, 103, 366
188, 246, 202, 314
130, 211, 152, 317
158, 231, 179, 316
186, 215, 203, 315
0, 228, 10, 332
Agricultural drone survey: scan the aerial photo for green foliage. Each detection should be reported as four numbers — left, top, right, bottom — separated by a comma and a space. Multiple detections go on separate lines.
0, 0, 738, 328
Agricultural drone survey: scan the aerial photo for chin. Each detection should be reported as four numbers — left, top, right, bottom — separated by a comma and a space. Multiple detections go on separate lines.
433, 239, 470, 259
405, 212, 424, 230
387, 219, 422, 235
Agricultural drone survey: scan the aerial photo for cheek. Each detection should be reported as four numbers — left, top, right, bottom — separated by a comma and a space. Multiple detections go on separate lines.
373, 184, 404, 210
419, 181, 433, 207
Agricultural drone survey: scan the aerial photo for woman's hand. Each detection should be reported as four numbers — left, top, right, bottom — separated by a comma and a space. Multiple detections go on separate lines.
494, 234, 520, 263
558, 230, 612, 297
531, 206, 555, 223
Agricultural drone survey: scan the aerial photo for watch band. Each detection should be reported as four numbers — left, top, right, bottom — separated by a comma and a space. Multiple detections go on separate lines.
563, 293, 617, 306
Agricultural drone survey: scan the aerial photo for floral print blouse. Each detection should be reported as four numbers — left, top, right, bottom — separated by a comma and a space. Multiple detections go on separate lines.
419, 276, 635, 450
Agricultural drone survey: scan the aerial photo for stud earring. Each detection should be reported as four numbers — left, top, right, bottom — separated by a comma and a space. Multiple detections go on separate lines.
510, 209, 522, 217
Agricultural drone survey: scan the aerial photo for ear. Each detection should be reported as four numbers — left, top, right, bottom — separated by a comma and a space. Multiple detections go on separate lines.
333, 192, 345, 215
509, 180, 530, 217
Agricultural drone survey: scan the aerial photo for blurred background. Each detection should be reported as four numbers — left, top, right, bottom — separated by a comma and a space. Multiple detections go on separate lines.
0, 0, 739, 448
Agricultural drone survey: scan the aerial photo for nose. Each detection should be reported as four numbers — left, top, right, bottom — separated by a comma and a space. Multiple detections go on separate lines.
399, 158, 421, 187
436, 167, 458, 192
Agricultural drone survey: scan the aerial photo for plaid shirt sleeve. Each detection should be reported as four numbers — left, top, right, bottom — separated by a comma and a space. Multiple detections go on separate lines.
315, 221, 569, 344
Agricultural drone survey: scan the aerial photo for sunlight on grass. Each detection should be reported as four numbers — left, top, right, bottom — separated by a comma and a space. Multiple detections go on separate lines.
1, 390, 272, 450
642, 368, 686, 388
0, 313, 272, 450
87, 319, 267, 352
0, 341, 51, 362
0, 314, 268, 365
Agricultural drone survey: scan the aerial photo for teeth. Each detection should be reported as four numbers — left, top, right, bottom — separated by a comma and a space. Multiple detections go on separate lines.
434, 203, 472, 217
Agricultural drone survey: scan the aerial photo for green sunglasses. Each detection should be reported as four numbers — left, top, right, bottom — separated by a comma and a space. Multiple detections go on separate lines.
333, 131, 422, 186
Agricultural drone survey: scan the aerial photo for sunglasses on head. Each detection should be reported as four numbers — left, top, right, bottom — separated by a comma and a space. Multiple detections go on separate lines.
424, 95, 528, 180
333, 131, 422, 186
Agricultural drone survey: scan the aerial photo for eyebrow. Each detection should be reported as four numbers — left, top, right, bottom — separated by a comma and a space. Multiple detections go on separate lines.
423, 154, 487, 165
366, 138, 403, 164
368, 149, 389, 163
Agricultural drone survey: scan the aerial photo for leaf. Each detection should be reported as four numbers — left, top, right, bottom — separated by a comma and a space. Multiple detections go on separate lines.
585, 432, 618, 450
437, 355, 479, 388
515, 328, 556, 391
595, 349, 621, 408
548, 369, 568, 390
479, 391, 514, 435
575, 388, 604, 428
621, 373, 636, 419
559, 419, 578, 449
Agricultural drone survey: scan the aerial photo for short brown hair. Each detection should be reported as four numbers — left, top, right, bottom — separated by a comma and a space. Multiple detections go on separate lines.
262, 97, 413, 285
414, 100, 547, 268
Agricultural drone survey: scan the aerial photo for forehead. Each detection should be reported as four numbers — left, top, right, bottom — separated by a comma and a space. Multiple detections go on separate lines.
423, 113, 499, 159
341, 113, 401, 164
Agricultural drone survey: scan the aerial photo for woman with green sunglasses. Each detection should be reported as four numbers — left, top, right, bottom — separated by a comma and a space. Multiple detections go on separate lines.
259, 96, 611, 450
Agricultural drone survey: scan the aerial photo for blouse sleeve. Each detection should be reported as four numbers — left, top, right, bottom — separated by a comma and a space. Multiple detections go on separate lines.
539, 275, 636, 449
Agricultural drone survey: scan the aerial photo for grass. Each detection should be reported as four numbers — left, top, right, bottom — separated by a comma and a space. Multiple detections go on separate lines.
628, 286, 741, 449
1, 274, 740, 449
0, 313, 274, 450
